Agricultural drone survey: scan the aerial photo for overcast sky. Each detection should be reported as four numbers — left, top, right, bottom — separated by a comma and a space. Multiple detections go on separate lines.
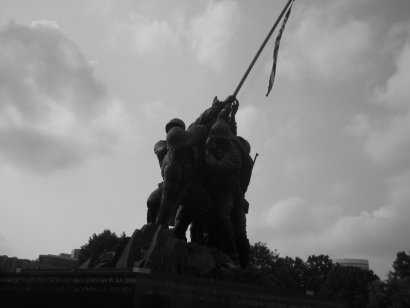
1, 0, 410, 279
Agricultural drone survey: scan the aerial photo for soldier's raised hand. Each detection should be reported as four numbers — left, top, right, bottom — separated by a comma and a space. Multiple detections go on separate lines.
223, 95, 236, 105
231, 99, 239, 117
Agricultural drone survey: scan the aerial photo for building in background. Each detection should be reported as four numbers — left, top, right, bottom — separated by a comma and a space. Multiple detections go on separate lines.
0, 255, 39, 272
71, 249, 80, 259
333, 258, 369, 270
1, 248, 80, 272
38, 254, 78, 269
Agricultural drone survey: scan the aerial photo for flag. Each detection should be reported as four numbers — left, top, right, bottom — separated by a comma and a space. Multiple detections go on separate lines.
266, 0, 294, 97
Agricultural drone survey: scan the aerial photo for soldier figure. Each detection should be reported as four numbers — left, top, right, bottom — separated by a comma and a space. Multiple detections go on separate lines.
157, 127, 214, 240
226, 99, 253, 269
146, 119, 185, 224
204, 118, 242, 262
231, 136, 253, 269
156, 127, 193, 226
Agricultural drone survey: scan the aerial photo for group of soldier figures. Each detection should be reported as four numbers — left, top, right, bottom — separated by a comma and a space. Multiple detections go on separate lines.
146, 95, 254, 269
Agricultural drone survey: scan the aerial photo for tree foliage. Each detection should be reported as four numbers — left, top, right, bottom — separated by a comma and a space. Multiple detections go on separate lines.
248, 242, 279, 271
320, 264, 378, 308
78, 229, 127, 264
272, 256, 306, 290
367, 280, 389, 308
385, 277, 410, 308
305, 254, 335, 293
390, 251, 410, 280
385, 251, 410, 308
248, 242, 280, 287
248, 242, 381, 306
368, 250, 410, 308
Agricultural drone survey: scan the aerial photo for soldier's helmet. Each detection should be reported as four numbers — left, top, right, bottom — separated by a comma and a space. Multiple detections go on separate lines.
166, 127, 191, 150
165, 118, 185, 133
209, 119, 231, 140
154, 140, 167, 156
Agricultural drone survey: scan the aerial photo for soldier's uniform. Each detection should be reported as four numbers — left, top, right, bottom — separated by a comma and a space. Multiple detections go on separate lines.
146, 119, 185, 224
231, 136, 253, 269
156, 127, 194, 226
222, 98, 253, 269
182, 96, 235, 243
204, 119, 242, 261
153, 127, 214, 244
173, 125, 214, 242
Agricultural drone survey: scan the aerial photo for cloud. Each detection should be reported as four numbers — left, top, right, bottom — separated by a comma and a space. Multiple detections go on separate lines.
189, 0, 240, 69
364, 113, 410, 165
328, 181, 351, 200
114, 13, 180, 54
143, 100, 179, 122
261, 197, 342, 237
347, 27, 410, 166
283, 157, 310, 177
235, 104, 301, 147
374, 33, 410, 111
235, 105, 261, 138
281, 1, 374, 81
0, 233, 13, 256
85, 0, 117, 17
345, 114, 371, 137
144, 100, 168, 120
0, 21, 129, 173
110, 0, 240, 69
251, 170, 410, 278
0, 129, 83, 172
321, 170, 410, 276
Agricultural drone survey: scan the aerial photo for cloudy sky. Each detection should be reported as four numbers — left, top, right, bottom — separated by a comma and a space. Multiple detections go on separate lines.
1, 0, 410, 279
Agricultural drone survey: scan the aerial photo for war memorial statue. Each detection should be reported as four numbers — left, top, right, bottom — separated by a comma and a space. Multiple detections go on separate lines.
112, 95, 255, 277
98, 0, 300, 278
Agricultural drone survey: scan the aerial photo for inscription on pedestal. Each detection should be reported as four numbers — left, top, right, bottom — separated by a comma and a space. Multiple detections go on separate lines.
0, 271, 345, 308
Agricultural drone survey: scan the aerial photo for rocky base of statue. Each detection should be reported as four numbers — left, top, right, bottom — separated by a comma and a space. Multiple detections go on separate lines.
80, 223, 241, 279
120, 223, 241, 278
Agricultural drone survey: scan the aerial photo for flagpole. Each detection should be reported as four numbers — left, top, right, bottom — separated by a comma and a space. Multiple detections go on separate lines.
232, 0, 293, 98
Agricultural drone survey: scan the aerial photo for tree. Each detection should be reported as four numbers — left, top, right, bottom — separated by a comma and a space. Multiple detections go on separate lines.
385, 277, 410, 308
367, 280, 388, 308
389, 251, 410, 280
293, 256, 306, 288
247, 242, 384, 307
248, 243, 307, 291
320, 264, 379, 308
304, 254, 335, 294
79, 229, 128, 265
273, 256, 306, 290
367, 251, 410, 308
248, 242, 279, 270
248, 242, 280, 287
381, 251, 410, 308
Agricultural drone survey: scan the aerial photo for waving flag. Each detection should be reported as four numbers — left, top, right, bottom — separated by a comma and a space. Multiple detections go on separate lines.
266, 0, 294, 97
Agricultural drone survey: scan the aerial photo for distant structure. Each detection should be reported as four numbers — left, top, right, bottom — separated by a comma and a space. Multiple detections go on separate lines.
39, 254, 78, 269
71, 249, 80, 259
0, 248, 80, 272
334, 258, 369, 270
0, 255, 39, 272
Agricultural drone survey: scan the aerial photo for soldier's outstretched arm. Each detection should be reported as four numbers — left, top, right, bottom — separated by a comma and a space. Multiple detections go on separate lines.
229, 99, 239, 135
190, 95, 236, 129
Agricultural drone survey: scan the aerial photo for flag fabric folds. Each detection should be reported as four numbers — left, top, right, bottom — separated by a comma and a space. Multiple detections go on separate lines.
266, 0, 294, 97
